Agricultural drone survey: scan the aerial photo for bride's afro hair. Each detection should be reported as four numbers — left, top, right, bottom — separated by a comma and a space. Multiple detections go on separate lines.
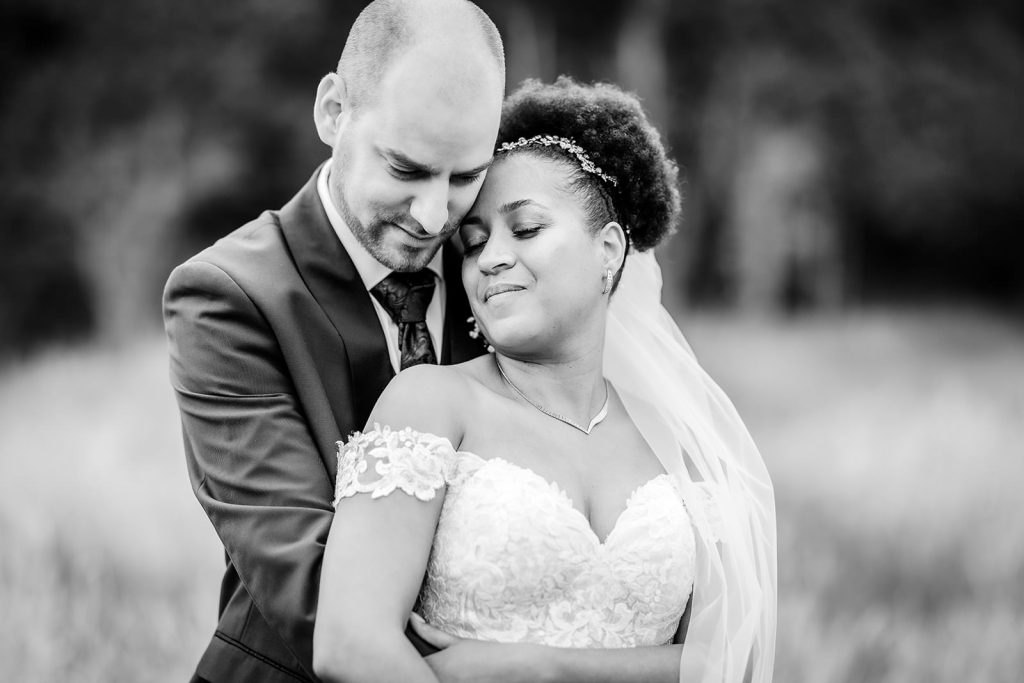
497, 76, 681, 252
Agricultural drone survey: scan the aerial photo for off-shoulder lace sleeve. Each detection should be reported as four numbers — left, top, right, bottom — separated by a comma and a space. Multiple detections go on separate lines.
333, 424, 457, 505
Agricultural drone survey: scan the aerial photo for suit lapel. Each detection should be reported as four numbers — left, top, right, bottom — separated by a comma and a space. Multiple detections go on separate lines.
277, 166, 486, 440
277, 167, 394, 433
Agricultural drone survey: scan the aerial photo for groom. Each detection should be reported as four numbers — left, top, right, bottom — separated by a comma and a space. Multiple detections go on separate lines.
163, 1, 503, 681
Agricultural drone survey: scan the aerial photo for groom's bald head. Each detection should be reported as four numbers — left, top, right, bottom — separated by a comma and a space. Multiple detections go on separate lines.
337, 0, 505, 112
313, 0, 503, 271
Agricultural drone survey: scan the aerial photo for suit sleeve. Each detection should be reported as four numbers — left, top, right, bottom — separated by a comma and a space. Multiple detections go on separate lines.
163, 259, 333, 678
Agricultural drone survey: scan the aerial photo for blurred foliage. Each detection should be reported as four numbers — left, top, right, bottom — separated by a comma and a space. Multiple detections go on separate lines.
0, 197, 92, 352
1, 0, 1023, 355
3, 312, 1023, 680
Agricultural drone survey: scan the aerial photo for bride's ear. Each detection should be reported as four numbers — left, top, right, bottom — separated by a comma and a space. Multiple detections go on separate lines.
313, 73, 350, 147
598, 221, 627, 274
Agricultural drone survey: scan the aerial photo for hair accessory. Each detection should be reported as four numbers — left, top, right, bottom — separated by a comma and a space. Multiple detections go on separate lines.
467, 316, 495, 353
602, 268, 614, 295
496, 135, 618, 187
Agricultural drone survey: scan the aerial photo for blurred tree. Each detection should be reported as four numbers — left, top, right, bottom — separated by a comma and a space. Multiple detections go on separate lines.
0, 0, 359, 352
614, 0, 670, 129
0, 197, 92, 354
1, 0, 1022, 357
671, 0, 1024, 308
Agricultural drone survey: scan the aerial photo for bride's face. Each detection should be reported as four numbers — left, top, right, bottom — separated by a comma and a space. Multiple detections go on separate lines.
460, 154, 611, 356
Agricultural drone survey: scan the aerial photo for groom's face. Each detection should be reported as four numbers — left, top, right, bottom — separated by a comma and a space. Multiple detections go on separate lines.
328, 52, 502, 272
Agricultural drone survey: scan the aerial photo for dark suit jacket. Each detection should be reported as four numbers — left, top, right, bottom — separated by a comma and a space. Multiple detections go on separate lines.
163, 167, 482, 682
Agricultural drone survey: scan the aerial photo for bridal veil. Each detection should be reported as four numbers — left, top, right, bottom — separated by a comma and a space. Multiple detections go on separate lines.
605, 250, 778, 683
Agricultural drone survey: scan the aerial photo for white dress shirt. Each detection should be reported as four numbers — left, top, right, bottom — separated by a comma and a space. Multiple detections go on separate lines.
317, 161, 445, 373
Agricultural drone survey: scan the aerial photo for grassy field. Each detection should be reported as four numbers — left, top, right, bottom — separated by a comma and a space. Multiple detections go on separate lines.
685, 309, 1024, 682
1, 309, 1022, 681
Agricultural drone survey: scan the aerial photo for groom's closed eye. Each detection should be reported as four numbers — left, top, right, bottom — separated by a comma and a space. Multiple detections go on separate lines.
452, 158, 493, 187
383, 150, 487, 187
450, 171, 484, 186
388, 163, 427, 180
388, 165, 482, 186
381, 147, 434, 180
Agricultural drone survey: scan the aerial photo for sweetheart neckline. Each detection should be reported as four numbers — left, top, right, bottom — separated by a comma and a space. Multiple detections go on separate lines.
453, 450, 679, 545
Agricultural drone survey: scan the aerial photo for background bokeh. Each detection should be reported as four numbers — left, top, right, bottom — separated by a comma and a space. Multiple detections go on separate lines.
1, 0, 1022, 680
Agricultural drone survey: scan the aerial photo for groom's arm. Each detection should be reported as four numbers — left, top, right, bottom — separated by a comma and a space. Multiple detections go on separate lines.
164, 259, 333, 680
540, 645, 684, 683
423, 639, 683, 683
417, 595, 693, 683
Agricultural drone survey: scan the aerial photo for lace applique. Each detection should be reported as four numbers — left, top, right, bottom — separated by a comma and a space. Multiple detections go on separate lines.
419, 457, 696, 648
334, 425, 457, 504
332, 438, 698, 649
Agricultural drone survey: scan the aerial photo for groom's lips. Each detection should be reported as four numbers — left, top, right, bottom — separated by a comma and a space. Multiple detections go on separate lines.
392, 221, 451, 243
483, 282, 525, 302
392, 222, 433, 241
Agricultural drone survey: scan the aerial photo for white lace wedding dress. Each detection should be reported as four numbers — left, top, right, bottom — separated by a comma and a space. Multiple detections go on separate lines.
334, 425, 701, 649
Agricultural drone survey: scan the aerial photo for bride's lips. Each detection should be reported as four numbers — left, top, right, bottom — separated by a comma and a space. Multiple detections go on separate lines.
483, 282, 526, 302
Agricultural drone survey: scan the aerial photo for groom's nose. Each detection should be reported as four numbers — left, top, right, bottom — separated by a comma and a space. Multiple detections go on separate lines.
409, 180, 449, 236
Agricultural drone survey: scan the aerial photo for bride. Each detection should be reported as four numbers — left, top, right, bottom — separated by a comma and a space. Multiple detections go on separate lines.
313, 77, 776, 683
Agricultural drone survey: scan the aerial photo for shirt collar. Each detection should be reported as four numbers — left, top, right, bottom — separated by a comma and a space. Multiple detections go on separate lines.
317, 160, 443, 290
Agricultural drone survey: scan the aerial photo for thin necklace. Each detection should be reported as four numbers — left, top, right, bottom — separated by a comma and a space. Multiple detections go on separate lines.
495, 358, 610, 435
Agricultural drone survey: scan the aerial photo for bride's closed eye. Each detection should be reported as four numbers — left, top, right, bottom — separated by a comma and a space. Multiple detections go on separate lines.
451, 171, 484, 186
511, 223, 545, 238
461, 223, 546, 257
463, 236, 488, 256
460, 224, 488, 256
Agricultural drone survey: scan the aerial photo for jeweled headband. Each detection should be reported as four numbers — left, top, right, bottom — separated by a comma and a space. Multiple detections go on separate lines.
495, 135, 619, 187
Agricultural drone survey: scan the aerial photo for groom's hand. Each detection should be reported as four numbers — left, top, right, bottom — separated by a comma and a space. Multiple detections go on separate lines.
405, 615, 441, 657
410, 613, 556, 683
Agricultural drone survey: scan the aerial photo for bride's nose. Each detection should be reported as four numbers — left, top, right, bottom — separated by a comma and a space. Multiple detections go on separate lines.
476, 234, 515, 274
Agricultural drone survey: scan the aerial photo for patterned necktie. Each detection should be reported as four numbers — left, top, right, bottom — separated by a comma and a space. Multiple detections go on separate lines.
371, 270, 438, 370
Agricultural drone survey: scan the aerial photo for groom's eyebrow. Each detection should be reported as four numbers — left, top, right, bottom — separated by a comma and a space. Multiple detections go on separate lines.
382, 147, 492, 177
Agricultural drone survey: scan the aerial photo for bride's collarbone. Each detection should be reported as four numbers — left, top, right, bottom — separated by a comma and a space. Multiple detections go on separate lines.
460, 404, 665, 525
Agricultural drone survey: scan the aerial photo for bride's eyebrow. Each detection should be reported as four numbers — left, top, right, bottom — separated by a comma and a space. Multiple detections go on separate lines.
461, 199, 550, 229
499, 199, 548, 214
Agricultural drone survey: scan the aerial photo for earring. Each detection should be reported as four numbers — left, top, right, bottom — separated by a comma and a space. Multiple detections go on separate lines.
601, 268, 614, 295
467, 316, 495, 353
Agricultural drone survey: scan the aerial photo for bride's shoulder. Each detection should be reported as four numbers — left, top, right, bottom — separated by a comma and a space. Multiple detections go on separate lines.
383, 362, 473, 398
369, 364, 474, 445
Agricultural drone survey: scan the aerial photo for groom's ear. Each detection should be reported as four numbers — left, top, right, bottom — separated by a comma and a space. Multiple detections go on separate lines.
313, 73, 350, 147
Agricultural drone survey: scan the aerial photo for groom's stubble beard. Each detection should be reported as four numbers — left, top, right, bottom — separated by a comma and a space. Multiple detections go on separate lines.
330, 153, 457, 273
